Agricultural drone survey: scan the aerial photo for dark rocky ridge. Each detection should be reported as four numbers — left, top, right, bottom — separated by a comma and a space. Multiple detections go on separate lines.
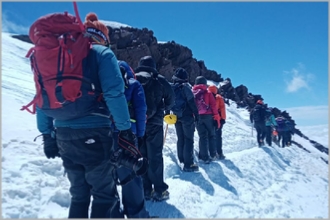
11, 25, 327, 156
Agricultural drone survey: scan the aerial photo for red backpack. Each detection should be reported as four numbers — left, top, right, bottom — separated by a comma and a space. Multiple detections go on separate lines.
21, 2, 106, 120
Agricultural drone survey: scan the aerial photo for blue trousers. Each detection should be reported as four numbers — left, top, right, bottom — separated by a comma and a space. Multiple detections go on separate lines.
113, 131, 150, 218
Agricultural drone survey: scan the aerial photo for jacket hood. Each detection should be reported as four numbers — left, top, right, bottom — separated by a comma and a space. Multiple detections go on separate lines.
118, 60, 135, 79
192, 84, 207, 96
208, 85, 218, 94
135, 66, 159, 78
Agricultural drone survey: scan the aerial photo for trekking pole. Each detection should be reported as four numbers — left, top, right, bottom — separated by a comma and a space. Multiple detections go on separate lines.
251, 123, 254, 137
163, 124, 168, 146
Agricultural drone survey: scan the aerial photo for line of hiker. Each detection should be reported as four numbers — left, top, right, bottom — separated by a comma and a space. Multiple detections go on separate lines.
250, 100, 294, 148
169, 70, 227, 172
24, 6, 228, 218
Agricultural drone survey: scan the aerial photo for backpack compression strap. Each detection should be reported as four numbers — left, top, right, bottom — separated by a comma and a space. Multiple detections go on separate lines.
73, 1, 85, 32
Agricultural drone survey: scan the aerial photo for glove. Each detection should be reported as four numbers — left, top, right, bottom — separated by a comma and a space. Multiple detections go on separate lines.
42, 134, 60, 159
213, 114, 220, 129
194, 115, 199, 125
118, 129, 140, 157
220, 119, 226, 125
137, 136, 144, 148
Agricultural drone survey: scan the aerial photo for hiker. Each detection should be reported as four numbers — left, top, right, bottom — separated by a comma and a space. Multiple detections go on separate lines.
264, 108, 277, 146
286, 120, 295, 146
192, 76, 220, 163
250, 100, 267, 147
275, 115, 291, 147
170, 68, 199, 172
111, 60, 150, 218
134, 56, 175, 201
33, 13, 137, 218
208, 85, 227, 159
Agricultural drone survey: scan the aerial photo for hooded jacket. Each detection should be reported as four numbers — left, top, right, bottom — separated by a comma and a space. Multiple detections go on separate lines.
208, 85, 226, 120
171, 76, 199, 119
135, 66, 175, 125
116, 61, 147, 137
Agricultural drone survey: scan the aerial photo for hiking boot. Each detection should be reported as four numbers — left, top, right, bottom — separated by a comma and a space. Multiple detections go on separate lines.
199, 157, 211, 164
144, 189, 154, 201
183, 163, 199, 172
210, 155, 218, 161
152, 190, 169, 202
218, 154, 226, 160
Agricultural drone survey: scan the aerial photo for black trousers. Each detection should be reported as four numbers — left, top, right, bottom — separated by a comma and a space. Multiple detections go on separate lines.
174, 116, 195, 167
265, 126, 273, 146
140, 123, 168, 194
196, 114, 216, 159
279, 131, 291, 147
254, 122, 266, 145
56, 127, 122, 219
215, 122, 224, 156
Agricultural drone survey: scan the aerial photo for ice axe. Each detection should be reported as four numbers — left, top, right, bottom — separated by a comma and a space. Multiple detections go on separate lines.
163, 114, 177, 146
163, 124, 169, 146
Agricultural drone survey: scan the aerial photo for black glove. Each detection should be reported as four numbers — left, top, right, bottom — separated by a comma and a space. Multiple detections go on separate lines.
220, 119, 226, 125
118, 129, 140, 157
42, 134, 60, 159
137, 137, 144, 148
164, 110, 170, 116
194, 115, 199, 125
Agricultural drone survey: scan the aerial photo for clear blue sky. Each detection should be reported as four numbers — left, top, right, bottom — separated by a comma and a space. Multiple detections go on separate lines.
2, 1, 328, 126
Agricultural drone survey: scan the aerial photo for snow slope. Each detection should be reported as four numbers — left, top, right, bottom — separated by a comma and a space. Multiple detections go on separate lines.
1, 32, 328, 218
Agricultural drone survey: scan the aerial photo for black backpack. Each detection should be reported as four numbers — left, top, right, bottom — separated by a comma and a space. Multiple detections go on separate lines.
171, 83, 187, 118
252, 105, 266, 122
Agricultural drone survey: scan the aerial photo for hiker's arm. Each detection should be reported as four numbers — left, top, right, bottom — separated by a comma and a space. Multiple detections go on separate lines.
36, 107, 54, 134
98, 48, 131, 131
209, 93, 218, 116
218, 95, 227, 120
132, 81, 147, 137
161, 78, 175, 111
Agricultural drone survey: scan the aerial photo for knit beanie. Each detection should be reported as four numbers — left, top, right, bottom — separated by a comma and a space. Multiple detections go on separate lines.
174, 68, 188, 80
138, 56, 157, 70
208, 85, 218, 94
84, 13, 110, 45
195, 76, 207, 85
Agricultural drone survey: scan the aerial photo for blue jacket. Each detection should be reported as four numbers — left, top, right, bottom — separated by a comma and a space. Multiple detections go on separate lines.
36, 44, 131, 134
170, 78, 199, 119
114, 61, 147, 137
